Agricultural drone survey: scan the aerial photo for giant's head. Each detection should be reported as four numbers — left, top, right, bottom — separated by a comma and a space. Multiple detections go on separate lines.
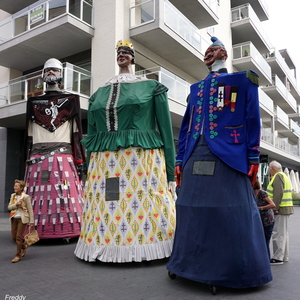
42, 58, 63, 85
204, 37, 228, 69
116, 39, 135, 66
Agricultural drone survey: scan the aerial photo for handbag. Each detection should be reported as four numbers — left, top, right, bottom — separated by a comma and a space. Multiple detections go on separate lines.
24, 226, 40, 246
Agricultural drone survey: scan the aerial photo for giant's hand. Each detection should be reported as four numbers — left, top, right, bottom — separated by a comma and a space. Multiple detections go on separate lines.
76, 163, 87, 181
175, 166, 182, 188
247, 164, 259, 186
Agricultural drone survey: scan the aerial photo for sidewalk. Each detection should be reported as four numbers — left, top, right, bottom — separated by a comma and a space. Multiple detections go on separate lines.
0, 208, 299, 300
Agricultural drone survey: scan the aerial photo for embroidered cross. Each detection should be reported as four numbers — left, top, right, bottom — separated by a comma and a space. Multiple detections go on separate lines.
100, 181, 105, 192
121, 222, 127, 233
109, 159, 115, 169
142, 179, 148, 189
109, 202, 116, 211
120, 179, 126, 189
131, 157, 138, 168
151, 177, 157, 187
161, 219, 167, 228
100, 223, 105, 234
131, 200, 139, 210
230, 130, 240, 143
143, 221, 150, 232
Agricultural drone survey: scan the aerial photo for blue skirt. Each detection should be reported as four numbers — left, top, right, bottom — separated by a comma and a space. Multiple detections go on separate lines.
167, 136, 272, 288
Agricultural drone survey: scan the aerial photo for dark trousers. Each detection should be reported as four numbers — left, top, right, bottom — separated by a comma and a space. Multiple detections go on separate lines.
11, 218, 27, 258
264, 223, 274, 259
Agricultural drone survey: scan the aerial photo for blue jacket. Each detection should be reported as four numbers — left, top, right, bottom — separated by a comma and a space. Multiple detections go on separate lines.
176, 70, 260, 175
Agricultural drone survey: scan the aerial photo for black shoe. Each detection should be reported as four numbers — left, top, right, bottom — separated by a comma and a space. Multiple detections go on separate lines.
270, 259, 283, 265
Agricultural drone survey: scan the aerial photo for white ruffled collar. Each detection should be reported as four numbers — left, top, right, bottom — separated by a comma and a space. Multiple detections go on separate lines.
104, 73, 148, 86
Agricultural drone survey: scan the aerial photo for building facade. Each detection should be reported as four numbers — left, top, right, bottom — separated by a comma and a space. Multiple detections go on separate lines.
0, 0, 300, 212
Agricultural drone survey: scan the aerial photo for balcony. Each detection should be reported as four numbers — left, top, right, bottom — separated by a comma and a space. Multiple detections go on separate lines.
0, 62, 91, 129
266, 49, 300, 102
136, 66, 188, 127
274, 105, 289, 132
232, 42, 272, 86
261, 127, 273, 145
260, 128, 300, 164
262, 74, 297, 114
289, 105, 300, 123
231, 0, 269, 21
231, 4, 272, 54
168, 0, 219, 29
259, 88, 274, 121
130, 0, 210, 81
0, 0, 94, 72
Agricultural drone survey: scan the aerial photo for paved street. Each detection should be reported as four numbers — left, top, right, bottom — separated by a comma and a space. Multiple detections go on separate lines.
0, 207, 299, 300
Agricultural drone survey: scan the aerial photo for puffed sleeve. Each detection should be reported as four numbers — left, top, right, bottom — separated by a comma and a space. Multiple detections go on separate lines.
153, 82, 175, 181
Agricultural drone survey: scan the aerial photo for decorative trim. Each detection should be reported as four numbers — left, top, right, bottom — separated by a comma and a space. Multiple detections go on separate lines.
106, 83, 120, 131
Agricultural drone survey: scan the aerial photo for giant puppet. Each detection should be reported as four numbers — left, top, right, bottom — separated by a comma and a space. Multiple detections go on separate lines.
74, 40, 176, 262
167, 37, 272, 290
25, 58, 86, 239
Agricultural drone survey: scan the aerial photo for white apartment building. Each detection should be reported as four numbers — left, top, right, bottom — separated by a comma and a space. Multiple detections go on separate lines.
0, 0, 300, 212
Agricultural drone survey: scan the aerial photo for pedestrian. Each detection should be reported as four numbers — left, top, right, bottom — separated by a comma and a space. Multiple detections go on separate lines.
267, 160, 294, 265
167, 36, 272, 288
8, 179, 34, 263
24, 58, 86, 239
74, 39, 176, 263
253, 178, 275, 259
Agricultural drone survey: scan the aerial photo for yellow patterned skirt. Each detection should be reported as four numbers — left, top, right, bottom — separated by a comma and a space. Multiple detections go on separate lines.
74, 147, 176, 262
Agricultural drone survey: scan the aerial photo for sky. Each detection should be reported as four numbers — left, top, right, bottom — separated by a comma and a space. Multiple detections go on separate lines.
262, 0, 300, 81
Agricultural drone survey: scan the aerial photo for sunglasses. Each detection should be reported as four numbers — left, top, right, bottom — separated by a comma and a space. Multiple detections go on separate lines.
117, 51, 131, 56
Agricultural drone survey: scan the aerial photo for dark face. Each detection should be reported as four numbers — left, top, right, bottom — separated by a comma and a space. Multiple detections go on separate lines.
116, 47, 133, 67
204, 46, 227, 67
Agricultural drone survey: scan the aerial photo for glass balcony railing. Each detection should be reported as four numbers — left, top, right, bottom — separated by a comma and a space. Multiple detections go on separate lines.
275, 105, 289, 127
231, 3, 272, 49
0, 62, 91, 106
259, 89, 273, 113
290, 144, 299, 156
0, 0, 93, 44
261, 127, 273, 145
275, 137, 291, 153
290, 119, 300, 136
266, 49, 296, 87
130, 0, 155, 27
232, 42, 271, 78
135, 66, 190, 104
276, 137, 300, 156
203, 0, 219, 16
271, 74, 287, 97
287, 91, 297, 112
130, 0, 210, 55
164, 0, 210, 54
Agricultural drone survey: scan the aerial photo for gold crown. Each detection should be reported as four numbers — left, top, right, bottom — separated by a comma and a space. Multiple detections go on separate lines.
116, 39, 134, 49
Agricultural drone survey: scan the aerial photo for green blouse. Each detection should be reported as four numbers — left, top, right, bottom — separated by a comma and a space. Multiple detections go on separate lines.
82, 80, 175, 181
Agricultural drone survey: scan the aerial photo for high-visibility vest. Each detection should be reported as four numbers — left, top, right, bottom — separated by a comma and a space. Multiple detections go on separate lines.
266, 172, 293, 207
